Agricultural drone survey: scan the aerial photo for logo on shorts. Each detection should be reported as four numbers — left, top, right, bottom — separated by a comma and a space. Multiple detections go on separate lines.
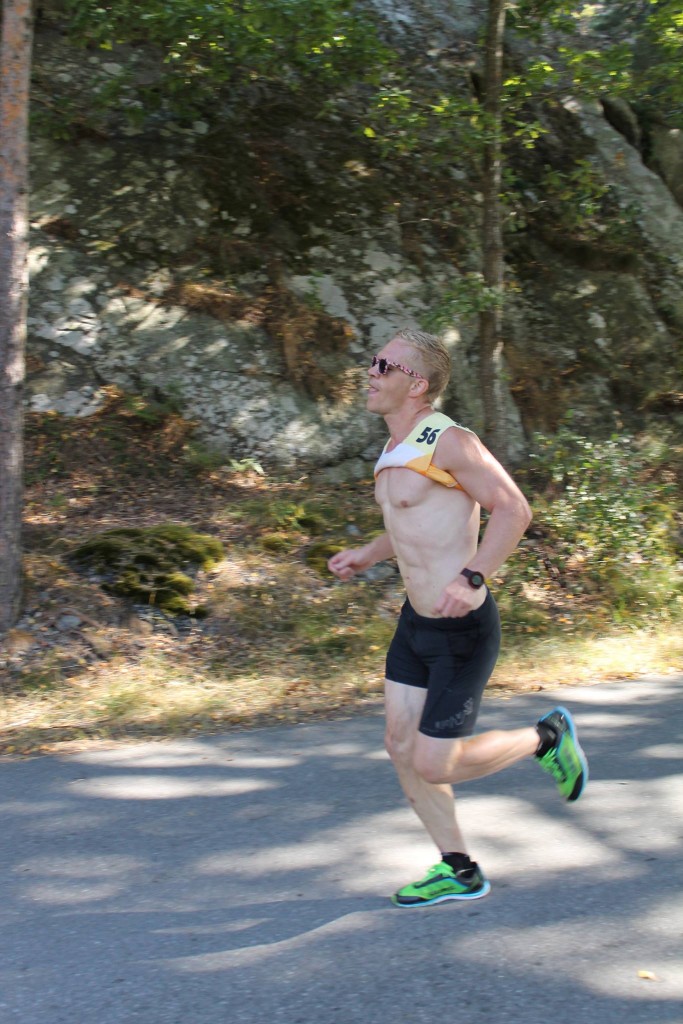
435, 698, 474, 733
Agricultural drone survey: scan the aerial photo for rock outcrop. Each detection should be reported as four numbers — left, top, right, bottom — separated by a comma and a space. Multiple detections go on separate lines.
25, 9, 682, 472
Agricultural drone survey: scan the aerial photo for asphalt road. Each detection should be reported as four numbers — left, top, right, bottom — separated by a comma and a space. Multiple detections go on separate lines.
1, 674, 682, 1024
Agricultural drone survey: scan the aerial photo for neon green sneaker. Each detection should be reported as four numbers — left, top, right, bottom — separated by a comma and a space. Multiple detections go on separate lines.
536, 705, 588, 802
391, 862, 491, 908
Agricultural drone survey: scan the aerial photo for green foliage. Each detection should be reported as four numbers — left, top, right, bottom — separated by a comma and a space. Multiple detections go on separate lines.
553, 2, 683, 125
523, 423, 680, 618
176, 441, 266, 478
558, 41, 634, 98
180, 442, 229, 475
235, 497, 325, 534
509, 2, 683, 134
500, 152, 640, 250
358, 6, 638, 225
632, 0, 683, 123
363, 72, 548, 165
61, 0, 390, 122
541, 159, 610, 225
363, 84, 486, 160
423, 272, 506, 330
228, 457, 266, 476
70, 523, 224, 615
508, 0, 586, 35
121, 391, 184, 425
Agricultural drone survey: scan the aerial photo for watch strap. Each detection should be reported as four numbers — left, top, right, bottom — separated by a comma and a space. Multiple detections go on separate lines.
461, 568, 486, 588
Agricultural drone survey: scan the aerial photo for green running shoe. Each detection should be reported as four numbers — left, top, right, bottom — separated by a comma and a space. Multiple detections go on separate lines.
392, 862, 490, 908
536, 705, 588, 802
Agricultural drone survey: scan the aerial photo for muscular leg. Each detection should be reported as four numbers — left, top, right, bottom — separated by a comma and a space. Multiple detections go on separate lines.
385, 678, 539, 853
385, 679, 469, 854
413, 725, 539, 787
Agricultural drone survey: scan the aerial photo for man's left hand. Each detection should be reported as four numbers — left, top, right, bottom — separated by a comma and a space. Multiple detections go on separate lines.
434, 578, 485, 618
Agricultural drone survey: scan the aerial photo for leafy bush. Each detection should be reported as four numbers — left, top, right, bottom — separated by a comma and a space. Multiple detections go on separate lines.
517, 424, 681, 621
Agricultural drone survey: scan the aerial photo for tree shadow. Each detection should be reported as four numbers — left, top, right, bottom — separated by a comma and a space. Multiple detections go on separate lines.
1, 676, 681, 1023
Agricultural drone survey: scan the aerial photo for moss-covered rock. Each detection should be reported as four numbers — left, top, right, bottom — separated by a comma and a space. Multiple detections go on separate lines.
70, 523, 224, 615
304, 541, 343, 575
260, 532, 296, 554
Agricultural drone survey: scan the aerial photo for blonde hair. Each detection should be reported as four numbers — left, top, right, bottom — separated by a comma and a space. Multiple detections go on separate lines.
394, 328, 451, 401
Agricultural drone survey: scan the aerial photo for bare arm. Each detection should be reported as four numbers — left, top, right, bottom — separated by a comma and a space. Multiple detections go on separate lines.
434, 428, 532, 616
328, 532, 395, 581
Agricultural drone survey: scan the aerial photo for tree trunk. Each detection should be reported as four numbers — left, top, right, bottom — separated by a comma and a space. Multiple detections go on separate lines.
0, 0, 33, 637
479, 0, 507, 458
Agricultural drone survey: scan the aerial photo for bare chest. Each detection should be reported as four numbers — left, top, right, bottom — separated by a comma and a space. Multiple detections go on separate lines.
374, 466, 434, 510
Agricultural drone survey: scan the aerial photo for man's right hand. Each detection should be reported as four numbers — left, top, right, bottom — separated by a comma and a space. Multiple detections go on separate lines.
327, 546, 373, 581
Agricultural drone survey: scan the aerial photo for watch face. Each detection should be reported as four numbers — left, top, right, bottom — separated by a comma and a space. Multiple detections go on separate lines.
462, 569, 485, 588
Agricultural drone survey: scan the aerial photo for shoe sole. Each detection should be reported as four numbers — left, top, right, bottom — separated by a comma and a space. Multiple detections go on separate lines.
391, 880, 491, 907
550, 704, 589, 801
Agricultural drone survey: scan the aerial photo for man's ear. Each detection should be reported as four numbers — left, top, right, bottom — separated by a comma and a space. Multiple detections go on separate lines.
410, 378, 430, 397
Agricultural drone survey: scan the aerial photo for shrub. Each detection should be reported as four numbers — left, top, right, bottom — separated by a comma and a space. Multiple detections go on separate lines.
517, 424, 680, 620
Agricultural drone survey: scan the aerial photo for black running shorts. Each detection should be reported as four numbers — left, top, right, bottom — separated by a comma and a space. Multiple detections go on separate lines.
385, 590, 501, 739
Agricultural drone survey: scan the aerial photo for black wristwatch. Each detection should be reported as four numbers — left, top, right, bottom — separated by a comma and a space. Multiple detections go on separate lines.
461, 568, 486, 589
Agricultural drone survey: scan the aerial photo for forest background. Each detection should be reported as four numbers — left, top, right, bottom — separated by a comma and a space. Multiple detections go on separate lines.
0, 0, 681, 756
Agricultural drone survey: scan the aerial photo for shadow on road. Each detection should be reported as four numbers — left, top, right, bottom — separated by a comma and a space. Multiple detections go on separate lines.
1, 675, 681, 1023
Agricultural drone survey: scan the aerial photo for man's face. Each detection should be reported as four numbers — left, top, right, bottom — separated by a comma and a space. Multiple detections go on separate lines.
366, 338, 426, 414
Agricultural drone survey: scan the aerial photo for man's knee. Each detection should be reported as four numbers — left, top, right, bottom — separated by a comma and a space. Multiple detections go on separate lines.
384, 724, 414, 765
413, 737, 466, 784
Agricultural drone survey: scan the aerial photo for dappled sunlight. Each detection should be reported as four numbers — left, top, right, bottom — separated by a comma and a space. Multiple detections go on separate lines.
496, 636, 683, 694
164, 909, 387, 974
11, 393, 682, 756
72, 742, 300, 772
156, 918, 271, 939
0, 799, 74, 816
0, 798, 112, 833
573, 710, 661, 731
13, 810, 111, 835
363, 747, 390, 761
457, 793, 627, 875
1, 676, 681, 1023
563, 676, 682, 707
451, 906, 683, 1001
640, 743, 683, 760
196, 805, 439, 895
14, 854, 145, 906
68, 774, 279, 801
342, 810, 444, 892
197, 840, 347, 879
640, 897, 683, 944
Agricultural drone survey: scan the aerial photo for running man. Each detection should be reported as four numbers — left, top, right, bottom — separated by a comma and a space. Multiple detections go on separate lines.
328, 328, 588, 907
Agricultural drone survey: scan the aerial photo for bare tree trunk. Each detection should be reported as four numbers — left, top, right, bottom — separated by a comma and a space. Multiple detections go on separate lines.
479, 0, 507, 458
0, 0, 33, 637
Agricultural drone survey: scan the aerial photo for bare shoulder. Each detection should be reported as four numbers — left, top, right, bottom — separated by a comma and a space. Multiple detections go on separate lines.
434, 422, 489, 468
435, 424, 527, 509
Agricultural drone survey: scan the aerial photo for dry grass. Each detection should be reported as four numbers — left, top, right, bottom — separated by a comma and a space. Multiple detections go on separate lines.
494, 626, 683, 692
3, 612, 680, 758
1, 396, 681, 757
